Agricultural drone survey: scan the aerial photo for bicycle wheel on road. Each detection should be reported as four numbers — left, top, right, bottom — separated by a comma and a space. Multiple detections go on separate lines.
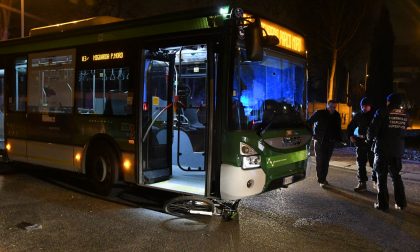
164, 196, 214, 217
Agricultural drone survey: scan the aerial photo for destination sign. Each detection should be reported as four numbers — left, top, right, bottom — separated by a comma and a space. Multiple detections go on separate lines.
81, 51, 124, 62
244, 13, 305, 55
260, 19, 305, 55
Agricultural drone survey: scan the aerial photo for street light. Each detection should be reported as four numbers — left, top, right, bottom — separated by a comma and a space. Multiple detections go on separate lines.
364, 63, 368, 92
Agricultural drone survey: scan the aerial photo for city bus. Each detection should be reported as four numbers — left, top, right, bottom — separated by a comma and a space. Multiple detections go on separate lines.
0, 6, 311, 218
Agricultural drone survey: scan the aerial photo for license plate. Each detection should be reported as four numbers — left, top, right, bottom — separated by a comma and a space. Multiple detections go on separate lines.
284, 176, 293, 185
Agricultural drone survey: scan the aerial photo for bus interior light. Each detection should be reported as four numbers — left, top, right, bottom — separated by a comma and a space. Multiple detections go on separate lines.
123, 159, 132, 171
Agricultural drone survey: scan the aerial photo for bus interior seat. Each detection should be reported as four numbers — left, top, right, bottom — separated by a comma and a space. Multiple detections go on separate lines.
167, 129, 204, 170
197, 107, 207, 125
111, 94, 127, 115
231, 100, 247, 129
155, 127, 167, 144
103, 98, 113, 115
104, 91, 128, 115
183, 108, 205, 129
94, 98, 104, 114
174, 109, 205, 152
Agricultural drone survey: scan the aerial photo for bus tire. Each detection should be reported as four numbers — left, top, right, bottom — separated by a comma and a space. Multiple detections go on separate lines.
86, 141, 118, 195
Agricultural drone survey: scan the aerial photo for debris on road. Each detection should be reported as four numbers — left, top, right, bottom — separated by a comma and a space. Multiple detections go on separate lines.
16, 222, 43, 232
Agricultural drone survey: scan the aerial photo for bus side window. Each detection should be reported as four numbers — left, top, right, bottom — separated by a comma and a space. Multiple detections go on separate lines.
27, 49, 75, 114
76, 68, 131, 116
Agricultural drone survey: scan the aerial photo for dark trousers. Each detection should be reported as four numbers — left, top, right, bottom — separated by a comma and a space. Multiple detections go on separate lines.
374, 154, 407, 209
356, 145, 376, 183
314, 139, 335, 183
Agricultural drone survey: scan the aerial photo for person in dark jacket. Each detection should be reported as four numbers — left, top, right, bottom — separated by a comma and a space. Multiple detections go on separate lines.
307, 100, 342, 188
347, 97, 376, 192
368, 93, 408, 211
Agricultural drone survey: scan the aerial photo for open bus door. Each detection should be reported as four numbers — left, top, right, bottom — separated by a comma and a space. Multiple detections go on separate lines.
139, 44, 210, 196
0, 67, 4, 153
140, 50, 175, 184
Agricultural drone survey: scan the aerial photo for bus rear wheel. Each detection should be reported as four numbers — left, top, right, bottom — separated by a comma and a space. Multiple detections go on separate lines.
86, 142, 118, 195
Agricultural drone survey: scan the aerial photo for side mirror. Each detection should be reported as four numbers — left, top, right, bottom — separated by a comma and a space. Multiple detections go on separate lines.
262, 35, 279, 47
244, 19, 263, 61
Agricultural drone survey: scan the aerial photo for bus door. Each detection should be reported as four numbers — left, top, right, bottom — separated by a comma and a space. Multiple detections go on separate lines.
0, 67, 4, 151
140, 44, 210, 195
140, 50, 175, 184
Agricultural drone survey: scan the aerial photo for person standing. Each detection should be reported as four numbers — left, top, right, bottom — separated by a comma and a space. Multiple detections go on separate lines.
347, 97, 377, 192
368, 93, 408, 211
307, 100, 342, 188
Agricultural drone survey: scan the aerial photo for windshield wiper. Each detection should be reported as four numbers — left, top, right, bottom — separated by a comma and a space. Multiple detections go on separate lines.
256, 112, 279, 137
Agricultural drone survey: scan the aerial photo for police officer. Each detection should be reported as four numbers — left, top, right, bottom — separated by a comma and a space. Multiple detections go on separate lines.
368, 93, 408, 211
307, 100, 342, 188
347, 97, 376, 192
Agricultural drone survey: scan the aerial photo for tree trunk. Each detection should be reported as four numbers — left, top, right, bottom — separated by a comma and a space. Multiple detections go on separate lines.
327, 48, 338, 101
0, 0, 12, 41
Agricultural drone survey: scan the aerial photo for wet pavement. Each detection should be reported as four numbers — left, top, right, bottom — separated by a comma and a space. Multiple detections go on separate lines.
1, 155, 420, 251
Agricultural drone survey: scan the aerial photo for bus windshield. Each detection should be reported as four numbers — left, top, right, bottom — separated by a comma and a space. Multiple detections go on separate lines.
230, 48, 306, 131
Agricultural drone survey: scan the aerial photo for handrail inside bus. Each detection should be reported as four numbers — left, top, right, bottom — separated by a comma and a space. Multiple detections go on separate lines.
142, 103, 173, 143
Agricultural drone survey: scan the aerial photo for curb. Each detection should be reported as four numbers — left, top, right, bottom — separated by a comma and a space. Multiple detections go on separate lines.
327, 163, 420, 183
309, 157, 420, 183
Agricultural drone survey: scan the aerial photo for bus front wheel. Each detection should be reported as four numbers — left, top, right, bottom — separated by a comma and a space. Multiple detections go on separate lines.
86, 142, 118, 195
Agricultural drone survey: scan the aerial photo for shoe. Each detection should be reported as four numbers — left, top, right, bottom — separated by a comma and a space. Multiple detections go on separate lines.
354, 182, 367, 192
374, 202, 389, 212
394, 204, 406, 210
319, 181, 329, 188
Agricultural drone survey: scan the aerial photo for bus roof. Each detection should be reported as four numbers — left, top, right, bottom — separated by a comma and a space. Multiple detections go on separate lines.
29, 16, 124, 36
0, 6, 305, 56
0, 7, 228, 54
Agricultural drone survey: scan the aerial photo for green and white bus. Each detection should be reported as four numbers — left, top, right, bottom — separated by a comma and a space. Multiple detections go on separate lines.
0, 7, 310, 217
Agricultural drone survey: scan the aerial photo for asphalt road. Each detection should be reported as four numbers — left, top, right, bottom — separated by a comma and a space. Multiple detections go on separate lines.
1, 161, 420, 251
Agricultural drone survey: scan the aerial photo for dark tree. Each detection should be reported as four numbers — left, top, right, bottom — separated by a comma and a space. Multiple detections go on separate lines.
366, 4, 394, 109
289, 0, 388, 106
0, 0, 12, 40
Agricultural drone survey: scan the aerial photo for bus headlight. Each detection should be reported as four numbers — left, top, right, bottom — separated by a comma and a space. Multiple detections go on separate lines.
240, 142, 257, 155
242, 155, 261, 169
240, 142, 261, 169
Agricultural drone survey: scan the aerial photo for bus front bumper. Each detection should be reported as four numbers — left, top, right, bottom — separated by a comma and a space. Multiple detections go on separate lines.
220, 164, 266, 200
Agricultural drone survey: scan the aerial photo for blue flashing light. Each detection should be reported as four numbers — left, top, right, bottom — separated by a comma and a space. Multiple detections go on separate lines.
240, 95, 250, 107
